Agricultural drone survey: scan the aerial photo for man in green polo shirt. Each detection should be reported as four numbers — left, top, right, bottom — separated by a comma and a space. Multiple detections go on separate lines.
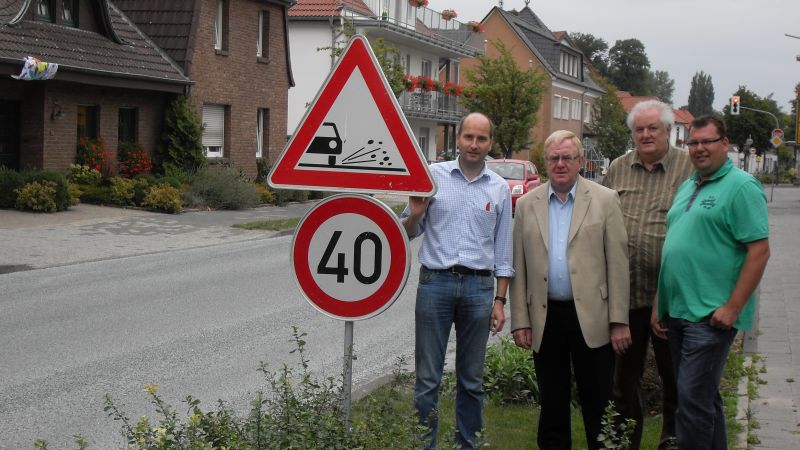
656, 115, 770, 449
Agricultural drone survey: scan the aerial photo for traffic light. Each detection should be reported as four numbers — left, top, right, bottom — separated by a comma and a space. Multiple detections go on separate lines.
730, 96, 740, 115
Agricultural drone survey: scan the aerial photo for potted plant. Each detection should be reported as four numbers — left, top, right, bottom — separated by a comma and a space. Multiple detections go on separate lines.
441, 9, 456, 20
444, 81, 463, 96
418, 76, 436, 91
466, 21, 484, 32
403, 73, 418, 92
409, 0, 428, 7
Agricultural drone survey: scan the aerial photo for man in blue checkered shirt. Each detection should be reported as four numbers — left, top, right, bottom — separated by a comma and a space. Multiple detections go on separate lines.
402, 112, 513, 450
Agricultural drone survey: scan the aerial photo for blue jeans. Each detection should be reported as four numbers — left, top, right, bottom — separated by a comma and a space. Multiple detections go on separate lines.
668, 317, 737, 450
414, 267, 494, 449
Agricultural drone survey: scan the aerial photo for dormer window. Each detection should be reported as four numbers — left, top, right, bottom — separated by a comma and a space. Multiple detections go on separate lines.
62, 0, 77, 26
559, 52, 580, 78
37, 0, 54, 22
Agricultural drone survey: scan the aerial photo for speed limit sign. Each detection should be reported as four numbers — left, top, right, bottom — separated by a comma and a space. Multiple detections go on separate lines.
291, 194, 410, 320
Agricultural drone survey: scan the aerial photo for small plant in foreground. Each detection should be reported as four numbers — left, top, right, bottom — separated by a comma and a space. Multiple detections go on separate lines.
15, 180, 58, 212
597, 401, 635, 449
483, 336, 539, 405
143, 183, 182, 213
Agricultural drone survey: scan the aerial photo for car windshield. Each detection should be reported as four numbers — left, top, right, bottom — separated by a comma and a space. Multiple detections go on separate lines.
487, 162, 525, 180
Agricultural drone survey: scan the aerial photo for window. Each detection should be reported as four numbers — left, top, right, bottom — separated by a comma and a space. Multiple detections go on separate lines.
571, 99, 580, 120
118, 108, 137, 143
257, 10, 270, 58
421, 59, 432, 78
418, 127, 430, 158
37, 0, 53, 21
61, 0, 76, 26
404, 54, 411, 73
214, 0, 228, 51
583, 102, 591, 123
559, 52, 580, 78
553, 95, 561, 119
561, 97, 569, 120
256, 108, 269, 158
202, 104, 225, 157
77, 105, 98, 139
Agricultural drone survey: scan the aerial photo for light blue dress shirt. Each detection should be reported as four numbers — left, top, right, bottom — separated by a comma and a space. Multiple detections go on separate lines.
547, 183, 576, 300
402, 160, 514, 278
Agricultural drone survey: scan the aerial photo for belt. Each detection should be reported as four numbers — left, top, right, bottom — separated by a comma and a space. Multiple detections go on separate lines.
425, 265, 492, 277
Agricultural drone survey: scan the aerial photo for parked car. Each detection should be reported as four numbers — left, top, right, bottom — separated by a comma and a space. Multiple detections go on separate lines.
486, 159, 541, 214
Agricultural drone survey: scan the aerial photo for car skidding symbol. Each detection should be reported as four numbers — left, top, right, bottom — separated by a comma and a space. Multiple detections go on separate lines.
306, 122, 342, 166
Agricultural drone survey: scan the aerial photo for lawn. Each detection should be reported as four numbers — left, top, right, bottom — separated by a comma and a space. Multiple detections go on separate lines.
231, 203, 407, 231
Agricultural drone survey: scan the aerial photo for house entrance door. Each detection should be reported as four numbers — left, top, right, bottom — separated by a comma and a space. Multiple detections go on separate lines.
0, 101, 21, 170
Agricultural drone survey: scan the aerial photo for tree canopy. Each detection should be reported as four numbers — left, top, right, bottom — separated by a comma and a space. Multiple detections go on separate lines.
647, 70, 675, 105
461, 41, 547, 159
588, 76, 630, 162
607, 39, 651, 95
687, 71, 715, 116
569, 32, 608, 74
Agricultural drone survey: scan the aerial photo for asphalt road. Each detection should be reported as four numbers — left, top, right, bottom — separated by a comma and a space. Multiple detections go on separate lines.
0, 235, 421, 449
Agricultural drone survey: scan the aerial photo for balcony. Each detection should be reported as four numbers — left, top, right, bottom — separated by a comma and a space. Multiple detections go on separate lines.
343, 1, 483, 57
397, 89, 465, 124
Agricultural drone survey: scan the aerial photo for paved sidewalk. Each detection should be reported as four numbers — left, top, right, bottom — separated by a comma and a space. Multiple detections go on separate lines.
748, 186, 800, 448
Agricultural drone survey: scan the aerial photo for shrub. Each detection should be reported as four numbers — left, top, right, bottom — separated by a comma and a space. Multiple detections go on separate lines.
76, 137, 113, 177
117, 142, 153, 178
15, 181, 57, 212
158, 95, 205, 174
272, 188, 311, 205
77, 184, 114, 204
67, 164, 102, 186
483, 336, 539, 405
143, 183, 182, 213
72, 327, 425, 450
109, 177, 136, 206
0, 166, 24, 208
184, 166, 258, 210
254, 183, 276, 204
132, 178, 151, 206
66, 181, 81, 206
22, 170, 71, 211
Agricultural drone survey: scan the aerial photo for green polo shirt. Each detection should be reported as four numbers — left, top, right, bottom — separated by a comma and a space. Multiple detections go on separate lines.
657, 159, 769, 330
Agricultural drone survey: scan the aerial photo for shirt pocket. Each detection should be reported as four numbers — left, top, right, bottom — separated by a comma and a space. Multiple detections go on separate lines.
470, 200, 496, 239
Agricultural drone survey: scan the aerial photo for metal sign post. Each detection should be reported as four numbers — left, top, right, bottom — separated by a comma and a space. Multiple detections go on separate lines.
343, 320, 354, 429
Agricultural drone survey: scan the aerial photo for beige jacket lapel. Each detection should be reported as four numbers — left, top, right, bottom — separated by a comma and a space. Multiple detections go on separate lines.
568, 177, 591, 244
533, 183, 550, 252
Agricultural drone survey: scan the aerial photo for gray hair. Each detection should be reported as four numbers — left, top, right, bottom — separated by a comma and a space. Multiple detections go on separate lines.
626, 100, 674, 131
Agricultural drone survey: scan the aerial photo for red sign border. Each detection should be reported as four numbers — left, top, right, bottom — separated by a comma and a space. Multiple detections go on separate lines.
291, 194, 410, 320
268, 34, 435, 196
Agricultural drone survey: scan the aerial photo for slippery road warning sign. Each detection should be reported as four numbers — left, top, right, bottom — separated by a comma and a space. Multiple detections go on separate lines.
268, 34, 435, 196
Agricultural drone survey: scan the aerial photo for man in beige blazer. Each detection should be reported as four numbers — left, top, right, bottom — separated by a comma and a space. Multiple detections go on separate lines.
510, 130, 631, 450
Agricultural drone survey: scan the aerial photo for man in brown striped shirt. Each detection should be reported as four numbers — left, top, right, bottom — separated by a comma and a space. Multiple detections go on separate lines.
602, 100, 694, 450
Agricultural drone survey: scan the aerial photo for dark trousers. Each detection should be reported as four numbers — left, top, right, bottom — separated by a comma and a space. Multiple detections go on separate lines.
613, 307, 677, 450
533, 300, 614, 450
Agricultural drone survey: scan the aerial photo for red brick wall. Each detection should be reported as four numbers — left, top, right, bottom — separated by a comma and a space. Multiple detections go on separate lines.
187, 0, 290, 178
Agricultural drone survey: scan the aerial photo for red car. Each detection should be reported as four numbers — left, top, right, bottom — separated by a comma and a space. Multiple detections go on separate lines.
486, 159, 541, 214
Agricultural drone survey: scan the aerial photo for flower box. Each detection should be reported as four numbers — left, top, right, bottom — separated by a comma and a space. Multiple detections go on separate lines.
441, 9, 456, 20
409, 0, 428, 7
467, 21, 484, 32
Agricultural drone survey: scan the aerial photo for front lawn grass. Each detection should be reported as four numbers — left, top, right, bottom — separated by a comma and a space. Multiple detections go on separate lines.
231, 202, 407, 231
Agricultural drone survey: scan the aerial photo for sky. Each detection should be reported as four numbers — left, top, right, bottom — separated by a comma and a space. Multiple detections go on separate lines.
427, 0, 800, 113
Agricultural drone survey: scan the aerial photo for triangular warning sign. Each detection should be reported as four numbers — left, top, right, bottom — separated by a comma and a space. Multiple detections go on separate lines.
268, 35, 436, 196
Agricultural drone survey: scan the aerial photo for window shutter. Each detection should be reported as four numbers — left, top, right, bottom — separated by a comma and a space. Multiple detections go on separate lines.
202, 104, 225, 148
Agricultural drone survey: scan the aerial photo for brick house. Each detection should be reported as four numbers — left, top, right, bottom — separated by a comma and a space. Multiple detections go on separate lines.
460, 5, 605, 160
0, 0, 190, 172
117, 0, 295, 177
0, 0, 293, 178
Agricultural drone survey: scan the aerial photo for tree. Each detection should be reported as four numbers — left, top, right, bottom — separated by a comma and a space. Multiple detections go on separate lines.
370, 38, 407, 96
724, 86, 786, 155
461, 41, 547, 159
647, 70, 675, 105
158, 95, 205, 174
607, 39, 650, 95
588, 76, 630, 162
687, 71, 715, 116
569, 32, 609, 75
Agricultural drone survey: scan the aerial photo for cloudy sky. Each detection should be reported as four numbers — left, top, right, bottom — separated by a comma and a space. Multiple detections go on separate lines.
428, 0, 799, 112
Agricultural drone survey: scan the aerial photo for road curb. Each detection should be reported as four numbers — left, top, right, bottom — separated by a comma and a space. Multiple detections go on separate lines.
735, 355, 753, 449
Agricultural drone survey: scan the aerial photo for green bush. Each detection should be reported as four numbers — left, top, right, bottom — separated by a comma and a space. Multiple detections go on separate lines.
158, 95, 205, 174
272, 188, 311, 205
66, 181, 81, 206
22, 170, 71, 211
50, 327, 424, 450
183, 166, 258, 210
255, 183, 276, 204
132, 178, 151, 206
483, 336, 539, 405
0, 166, 24, 208
67, 164, 102, 186
77, 184, 114, 204
14, 181, 58, 212
109, 177, 136, 206
143, 183, 182, 213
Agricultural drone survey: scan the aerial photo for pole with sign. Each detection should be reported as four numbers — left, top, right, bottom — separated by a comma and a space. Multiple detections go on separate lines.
269, 34, 435, 429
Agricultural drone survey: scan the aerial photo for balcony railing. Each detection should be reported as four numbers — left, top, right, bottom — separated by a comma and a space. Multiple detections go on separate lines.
397, 89, 465, 123
344, 1, 482, 55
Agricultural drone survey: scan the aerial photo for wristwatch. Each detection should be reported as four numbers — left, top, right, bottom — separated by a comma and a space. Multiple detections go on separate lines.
494, 295, 507, 305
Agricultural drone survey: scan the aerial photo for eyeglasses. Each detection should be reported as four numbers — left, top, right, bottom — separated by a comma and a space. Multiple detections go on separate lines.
686, 137, 723, 149
546, 154, 581, 164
